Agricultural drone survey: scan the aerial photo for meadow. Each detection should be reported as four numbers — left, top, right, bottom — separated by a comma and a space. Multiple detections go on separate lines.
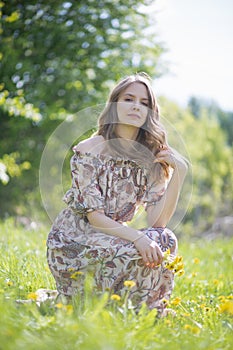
0, 218, 232, 350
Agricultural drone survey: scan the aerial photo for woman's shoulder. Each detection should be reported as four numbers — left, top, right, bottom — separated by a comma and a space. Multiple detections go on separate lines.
73, 135, 105, 155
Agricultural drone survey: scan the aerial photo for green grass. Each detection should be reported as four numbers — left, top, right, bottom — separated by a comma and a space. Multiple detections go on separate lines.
0, 218, 232, 350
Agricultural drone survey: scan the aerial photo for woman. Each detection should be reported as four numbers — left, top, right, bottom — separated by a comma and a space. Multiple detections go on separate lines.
47, 72, 188, 315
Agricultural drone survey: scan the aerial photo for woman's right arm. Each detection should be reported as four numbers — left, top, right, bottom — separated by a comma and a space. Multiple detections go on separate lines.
87, 211, 163, 266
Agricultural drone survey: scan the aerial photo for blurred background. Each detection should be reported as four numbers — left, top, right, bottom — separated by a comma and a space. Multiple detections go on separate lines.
0, 0, 232, 238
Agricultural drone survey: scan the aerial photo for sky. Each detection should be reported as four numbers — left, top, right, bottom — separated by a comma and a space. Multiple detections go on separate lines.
150, 0, 233, 111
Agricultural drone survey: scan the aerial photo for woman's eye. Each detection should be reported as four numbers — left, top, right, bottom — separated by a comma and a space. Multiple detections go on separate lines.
141, 102, 148, 106
124, 98, 133, 102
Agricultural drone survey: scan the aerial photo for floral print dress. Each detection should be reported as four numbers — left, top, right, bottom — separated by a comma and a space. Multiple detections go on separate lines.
47, 148, 178, 312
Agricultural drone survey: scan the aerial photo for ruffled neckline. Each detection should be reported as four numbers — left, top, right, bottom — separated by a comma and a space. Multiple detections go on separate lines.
73, 149, 150, 169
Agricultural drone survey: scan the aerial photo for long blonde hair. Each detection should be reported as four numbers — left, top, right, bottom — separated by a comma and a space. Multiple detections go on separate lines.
96, 72, 170, 179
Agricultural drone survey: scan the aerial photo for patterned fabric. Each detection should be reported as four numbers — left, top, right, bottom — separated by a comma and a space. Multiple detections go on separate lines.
47, 150, 177, 312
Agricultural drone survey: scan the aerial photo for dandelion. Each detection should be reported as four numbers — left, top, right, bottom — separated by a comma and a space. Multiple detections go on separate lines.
184, 324, 192, 330
165, 262, 175, 270
65, 304, 73, 315
175, 255, 183, 263
176, 269, 185, 277
124, 280, 136, 289
163, 249, 171, 258
27, 292, 38, 301
55, 303, 73, 314
218, 295, 226, 302
163, 252, 185, 277
110, 294, 121, 301
170, 297, 181, 306
184, 324, 201, 335
165, 319, 171, 326
218, 300, 233, 315
191, 326, 201, 335
55, 303, 64, 309
193, 258, 200, 264
6, 279, 13, 287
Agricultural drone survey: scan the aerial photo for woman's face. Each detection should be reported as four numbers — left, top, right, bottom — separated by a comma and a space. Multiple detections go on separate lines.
116, 82, 149, 129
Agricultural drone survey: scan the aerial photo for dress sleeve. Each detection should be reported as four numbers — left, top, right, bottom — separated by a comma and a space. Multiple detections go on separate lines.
142, 177, 167, 209
63, 151, 104, 215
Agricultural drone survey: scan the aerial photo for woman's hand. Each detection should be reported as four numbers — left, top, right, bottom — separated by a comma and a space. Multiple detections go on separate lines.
154, 146, 188, 172
134, 235, 163, 268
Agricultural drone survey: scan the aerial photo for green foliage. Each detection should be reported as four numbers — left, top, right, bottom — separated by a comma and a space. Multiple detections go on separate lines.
159, 97, 233, 233
188, 96, 233, 146
0, 0, 165, 217
1, 0, 164, 113
0, 219, 232, 350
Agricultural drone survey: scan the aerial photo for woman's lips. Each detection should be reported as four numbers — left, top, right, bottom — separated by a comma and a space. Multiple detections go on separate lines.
127, 113, 140, 119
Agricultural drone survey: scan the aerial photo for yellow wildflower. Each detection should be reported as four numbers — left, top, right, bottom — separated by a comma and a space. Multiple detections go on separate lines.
65, 304, 73, 315
174, 255, 183, 264
184, 324, 192, 330
163, 252, 184, 277
110, 294, 121, 301
166, 262, 175, 270
191, 326, 201, 335
174, 263, 184, 273
6, 280, 13, 287
170, 297, 181, 306
163, 249, 171, 258
218, 295, 226, 302
55, 303, 64, 309
176, 269, 185, 277
184, 324, 201, 335
193, 258, 200, 264
165, 319, 171, 326
27, 292, 38, 301
219, 300, 233, 315
124, 280, 136, 289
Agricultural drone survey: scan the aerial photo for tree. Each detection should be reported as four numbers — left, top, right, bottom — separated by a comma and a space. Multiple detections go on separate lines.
188, 96, 233, 146
0, 0, 166, 217
1, 0, 164, 114
159, 97, 233, 234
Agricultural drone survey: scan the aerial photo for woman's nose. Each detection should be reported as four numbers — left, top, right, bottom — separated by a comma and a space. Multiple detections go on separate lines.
132, 102, 140, 111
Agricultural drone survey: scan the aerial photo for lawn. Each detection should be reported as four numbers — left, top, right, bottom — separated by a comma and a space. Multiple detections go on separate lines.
0, 218, 232, 350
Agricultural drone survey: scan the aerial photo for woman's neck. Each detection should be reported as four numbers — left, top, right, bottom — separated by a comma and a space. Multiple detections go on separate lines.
115, 123, 139, 140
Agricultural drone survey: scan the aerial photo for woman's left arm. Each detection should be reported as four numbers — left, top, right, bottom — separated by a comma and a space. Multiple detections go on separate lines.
146, 147, 188, 228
